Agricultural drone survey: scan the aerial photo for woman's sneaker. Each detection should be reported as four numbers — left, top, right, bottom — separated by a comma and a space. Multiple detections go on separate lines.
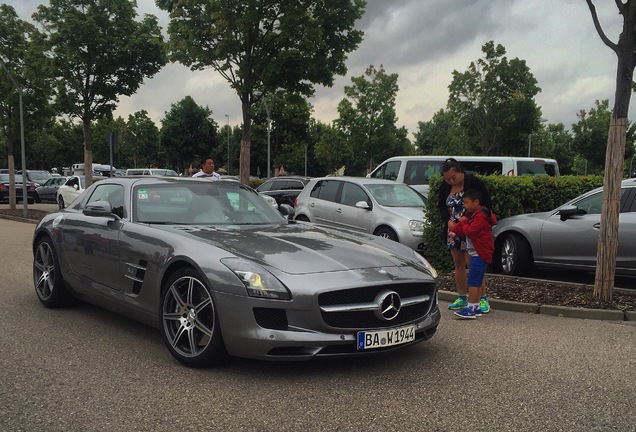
480, 297, 491, 314
448, 297, 468, 310
454, 307, 482, 319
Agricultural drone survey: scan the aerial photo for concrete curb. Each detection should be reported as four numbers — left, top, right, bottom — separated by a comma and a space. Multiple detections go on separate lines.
439, 289, 629, 321
0, 214, 39, 224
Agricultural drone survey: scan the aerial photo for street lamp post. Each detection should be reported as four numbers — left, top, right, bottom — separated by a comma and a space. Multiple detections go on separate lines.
225, 114, 230, 175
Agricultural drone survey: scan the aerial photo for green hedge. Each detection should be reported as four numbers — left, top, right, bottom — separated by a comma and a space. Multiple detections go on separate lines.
422, 175, 604, 272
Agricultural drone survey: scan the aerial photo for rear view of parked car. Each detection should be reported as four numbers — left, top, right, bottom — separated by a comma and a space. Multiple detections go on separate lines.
256, 176, 311, 206
294, 177, 427, 253
0, 173, 38, 204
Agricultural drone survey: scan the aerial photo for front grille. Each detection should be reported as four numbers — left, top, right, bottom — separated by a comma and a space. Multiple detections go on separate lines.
318, 282, 436, 329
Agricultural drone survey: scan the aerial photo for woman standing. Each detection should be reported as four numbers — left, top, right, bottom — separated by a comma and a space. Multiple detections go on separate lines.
437, 158, 492, 313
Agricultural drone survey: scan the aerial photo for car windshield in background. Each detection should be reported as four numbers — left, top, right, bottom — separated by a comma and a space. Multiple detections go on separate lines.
134, 182, 285, 225
365, 183, 427, 207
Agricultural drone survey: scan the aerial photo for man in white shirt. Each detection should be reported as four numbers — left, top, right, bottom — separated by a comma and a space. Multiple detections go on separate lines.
192, 156, 221, 180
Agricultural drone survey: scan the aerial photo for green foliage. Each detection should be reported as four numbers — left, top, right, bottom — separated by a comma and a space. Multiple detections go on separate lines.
447, 41, 541, 156
422, 174, 604, 272
414, 109, 470, 155
335, 65, 402, 175
160, 96, 219, 173
157, 0, 365, 182
123, 111, 163, 169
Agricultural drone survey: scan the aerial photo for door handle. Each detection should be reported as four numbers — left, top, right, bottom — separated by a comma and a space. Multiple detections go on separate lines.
336, 207, 342, 213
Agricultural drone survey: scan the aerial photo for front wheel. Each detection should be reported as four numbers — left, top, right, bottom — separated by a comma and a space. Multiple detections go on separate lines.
498, 233, 532, 276
375, 227, 398, 242
33, 237, 72, 307
160, 268, 226, 367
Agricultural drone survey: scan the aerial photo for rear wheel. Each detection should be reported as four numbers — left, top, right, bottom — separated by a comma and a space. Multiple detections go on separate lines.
58, 196, 65, 209
33, 237, 72, 307
160, 268, 226, 367
499, 233, 532, 276
375, 227, 398, 242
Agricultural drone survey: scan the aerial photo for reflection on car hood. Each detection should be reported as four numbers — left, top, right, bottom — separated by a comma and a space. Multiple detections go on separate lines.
382, 206, 426, 220
166, 223, 412, 274
492, 211, 552, 233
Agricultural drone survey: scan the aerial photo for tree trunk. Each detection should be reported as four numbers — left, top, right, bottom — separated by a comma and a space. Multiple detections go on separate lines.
594, 117, 626, 302
83, 119, 93, 187
239, 99, 252, 184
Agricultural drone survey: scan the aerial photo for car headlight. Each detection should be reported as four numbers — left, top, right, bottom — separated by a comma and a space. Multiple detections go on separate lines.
412, 251, 437, 278
221, 258, 291, 300
408, 220, 424, 232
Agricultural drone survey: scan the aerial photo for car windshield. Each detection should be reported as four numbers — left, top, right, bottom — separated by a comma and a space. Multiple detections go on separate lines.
28, 171, 52, 181
134, 181, 286, 225
365, 183, 427, 208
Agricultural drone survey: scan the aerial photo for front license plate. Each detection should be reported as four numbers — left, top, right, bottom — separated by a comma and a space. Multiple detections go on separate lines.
357, 325, 416, 350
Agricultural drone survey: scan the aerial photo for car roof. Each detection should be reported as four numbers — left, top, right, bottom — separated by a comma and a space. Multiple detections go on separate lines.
308, 176, 406, 185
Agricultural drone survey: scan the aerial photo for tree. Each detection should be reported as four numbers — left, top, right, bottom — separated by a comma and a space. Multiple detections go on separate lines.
585, 1, 636, 301
33, 0, 166, 187
123, 111, 162, 170
414, 109, 469, 155
447, 41, 541, 156
335, 65, 402, 175
156, 0, 365, 184
160, 96, 219, 174
0, 4, 53, 208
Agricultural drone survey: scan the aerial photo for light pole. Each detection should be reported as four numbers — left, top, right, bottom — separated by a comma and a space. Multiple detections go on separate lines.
225, 114, 230, 175
0, 59, 28, 218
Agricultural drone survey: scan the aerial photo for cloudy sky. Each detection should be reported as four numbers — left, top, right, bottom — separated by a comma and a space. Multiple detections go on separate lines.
7, 0, 629, 137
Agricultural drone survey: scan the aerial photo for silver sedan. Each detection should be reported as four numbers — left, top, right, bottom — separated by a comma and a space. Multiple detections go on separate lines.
492, 178, 636, 276
32, 177, 440, 367
294, 177, 427, 253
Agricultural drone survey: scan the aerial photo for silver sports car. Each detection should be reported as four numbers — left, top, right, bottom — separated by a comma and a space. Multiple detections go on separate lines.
32, 177, 440, 367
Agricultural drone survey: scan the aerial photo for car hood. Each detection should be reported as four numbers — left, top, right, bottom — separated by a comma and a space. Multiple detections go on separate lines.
381, 206, 426, 220
168, 223, 415, 274
493, 211, 552, 233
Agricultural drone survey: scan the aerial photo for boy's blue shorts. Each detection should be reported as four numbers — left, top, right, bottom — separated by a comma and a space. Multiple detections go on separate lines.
468, 256, 488, 287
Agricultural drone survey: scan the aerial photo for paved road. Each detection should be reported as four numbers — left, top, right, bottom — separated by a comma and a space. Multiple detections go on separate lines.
1, 219, 635, 432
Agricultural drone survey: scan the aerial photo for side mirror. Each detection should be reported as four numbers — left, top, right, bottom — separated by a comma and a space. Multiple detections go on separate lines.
355, 201, 371, 210
73, 184, 79, 190
83, 200, 120, 220
557, 205, 579, 221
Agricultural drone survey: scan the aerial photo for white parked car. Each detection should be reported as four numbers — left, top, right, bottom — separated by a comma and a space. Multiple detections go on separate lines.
294, 177, 427, 253
56, 175, 105, 208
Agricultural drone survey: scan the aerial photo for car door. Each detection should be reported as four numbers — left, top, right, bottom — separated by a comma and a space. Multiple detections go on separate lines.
38, 178, 56, 200
538, 188, 632, 268
334, 182, 374, 233
307, 180, 340, 225
61, 184, 125, 293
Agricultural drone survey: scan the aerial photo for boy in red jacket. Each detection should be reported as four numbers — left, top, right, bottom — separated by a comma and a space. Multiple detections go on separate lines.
449, 189, 497, 319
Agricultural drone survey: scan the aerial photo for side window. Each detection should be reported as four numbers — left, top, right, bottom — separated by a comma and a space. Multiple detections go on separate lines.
461, 161, 503, 176
87, 184, 125, 218
258, 181, 273, 192
310, 180, 340, 202
404, 161, 437, 185
370, 161, 401, 181
573, 191, 605, 215
340, 183, 369, 206
288, 181, 305, 190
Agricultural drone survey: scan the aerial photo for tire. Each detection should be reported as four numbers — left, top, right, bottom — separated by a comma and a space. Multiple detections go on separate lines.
498, 233, 532, 276
295, 215, 310, 222
160, 268, 226, 367
58, 196, 65, 209
375, 226, 398, 242
33, 237, 72, 308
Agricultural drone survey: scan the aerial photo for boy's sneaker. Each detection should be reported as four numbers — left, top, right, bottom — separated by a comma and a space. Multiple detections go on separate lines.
480, 297, 491, 314
448, 297, 468, 310
454, 307, 481, 319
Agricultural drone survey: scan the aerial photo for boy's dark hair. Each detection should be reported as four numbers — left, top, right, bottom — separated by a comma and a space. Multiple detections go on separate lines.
441, 157, 463, 174
200, 156, 214, 167
463, 188, 482, 203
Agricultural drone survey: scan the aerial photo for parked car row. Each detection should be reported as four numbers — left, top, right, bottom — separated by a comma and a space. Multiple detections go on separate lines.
0, 174, 39, 204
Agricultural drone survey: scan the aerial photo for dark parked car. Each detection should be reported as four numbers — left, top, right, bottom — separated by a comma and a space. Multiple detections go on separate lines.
35, 176, 69, 202
0, 173, 38, 204
19, 170, 53, 187
32, 177, 440, 367
492, 178, 636, 276
256, 176, 311, 206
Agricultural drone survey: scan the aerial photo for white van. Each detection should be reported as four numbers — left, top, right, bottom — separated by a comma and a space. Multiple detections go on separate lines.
125, 168, 179, 176
367, 156, 560, 195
